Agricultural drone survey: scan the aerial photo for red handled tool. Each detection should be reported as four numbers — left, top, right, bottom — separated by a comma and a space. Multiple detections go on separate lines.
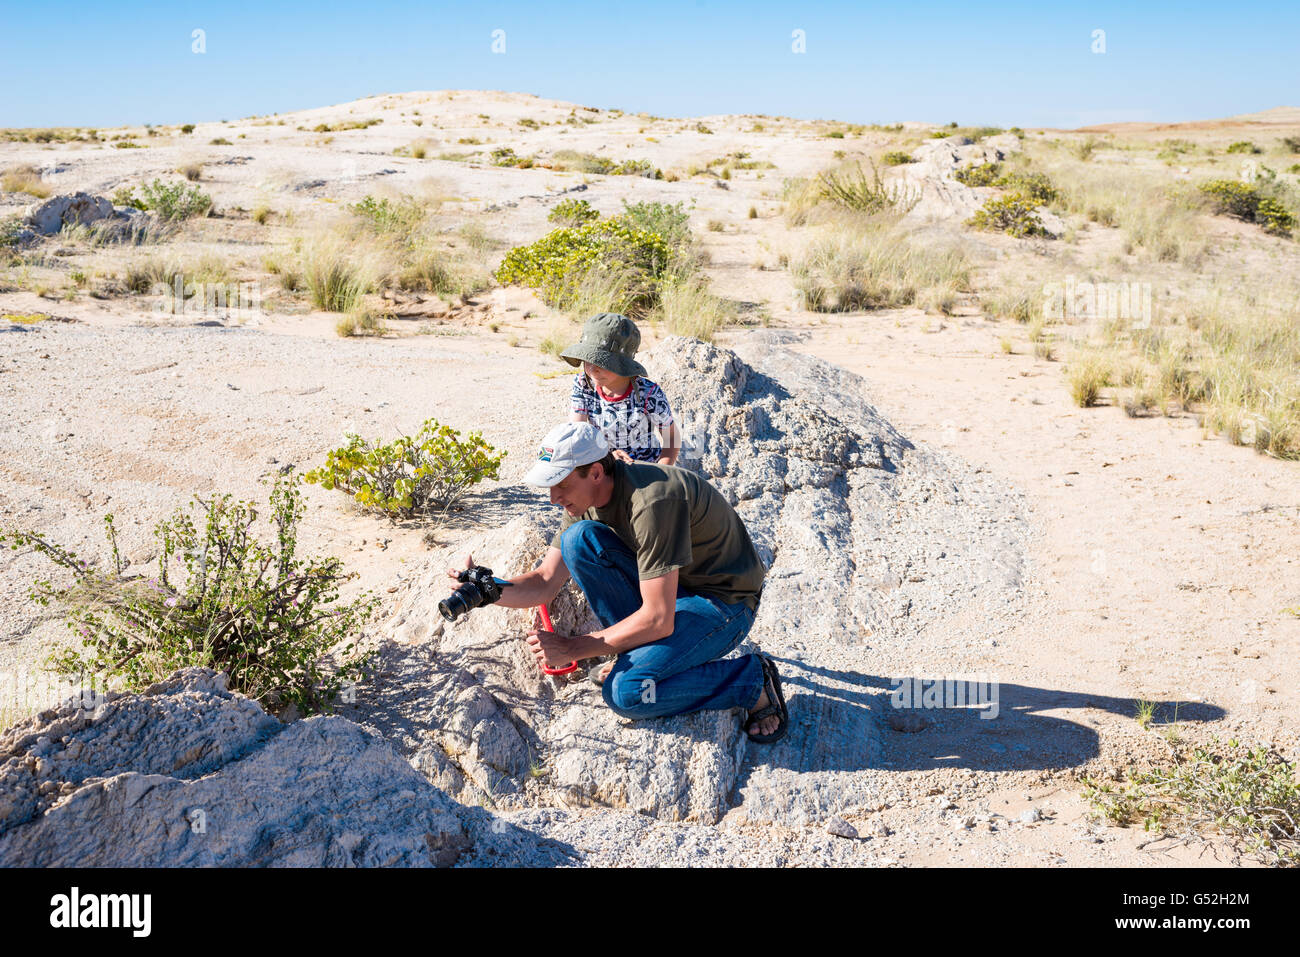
537, 604, 578, 675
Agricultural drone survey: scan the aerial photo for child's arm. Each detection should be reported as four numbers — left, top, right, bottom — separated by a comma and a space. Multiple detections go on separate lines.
570, 374, 590, 423
660, 436, 681, 468
648, 382, 680, 466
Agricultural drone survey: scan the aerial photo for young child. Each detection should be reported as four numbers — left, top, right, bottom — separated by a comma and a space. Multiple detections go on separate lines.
561, 313, 679, 466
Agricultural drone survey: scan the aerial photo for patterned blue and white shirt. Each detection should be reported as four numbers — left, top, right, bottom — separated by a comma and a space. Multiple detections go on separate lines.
570, 374, 675, 462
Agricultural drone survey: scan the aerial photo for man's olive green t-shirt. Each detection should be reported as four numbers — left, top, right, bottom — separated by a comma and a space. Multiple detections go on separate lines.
550, 461, 765, 610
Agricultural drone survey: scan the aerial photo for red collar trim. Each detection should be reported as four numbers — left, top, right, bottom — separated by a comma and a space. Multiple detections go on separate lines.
595, 380, 635, 403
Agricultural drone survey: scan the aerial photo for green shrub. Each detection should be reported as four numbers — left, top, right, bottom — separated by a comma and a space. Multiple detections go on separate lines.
180, 124, 195, 134
209, 137, 232, 146
137, 178, 213, 221
995, 170, 1058, 204
305, 420, 506, 521
1288, 164, 1300, 175
2, 474, 377, 716
111, 185, 146, 210
1198, 179, 1296, 235
490, 147, 534, 168
967, 193, 1049, 237
954, 162, 1003, 187
495, 217, 670, 314
618, 200, 692, 249
548, 198, 599, 226
1256, 197, 1297, 236
1226, 141, 1261, 154
609, 158, 662, 178
1084, 739, 1300, 866
1283, 137, 1300, 154
1, 216, 24, 249
882, 151, 914, 166
349, 195, 423, 236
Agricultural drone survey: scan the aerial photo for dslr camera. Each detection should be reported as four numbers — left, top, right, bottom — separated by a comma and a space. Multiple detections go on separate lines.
439, 565, 511, 622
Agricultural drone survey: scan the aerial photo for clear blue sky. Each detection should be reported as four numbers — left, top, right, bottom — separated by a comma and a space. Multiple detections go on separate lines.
3, 0, 1296, 129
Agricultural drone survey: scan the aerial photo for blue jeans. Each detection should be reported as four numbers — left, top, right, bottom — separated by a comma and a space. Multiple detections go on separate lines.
559, 520, 765, 720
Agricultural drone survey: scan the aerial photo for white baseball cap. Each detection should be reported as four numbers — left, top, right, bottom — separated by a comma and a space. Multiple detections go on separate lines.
522, 422, 611, 487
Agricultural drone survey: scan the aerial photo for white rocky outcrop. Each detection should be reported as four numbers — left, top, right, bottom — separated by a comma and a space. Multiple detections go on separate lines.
0, 669, 473, 866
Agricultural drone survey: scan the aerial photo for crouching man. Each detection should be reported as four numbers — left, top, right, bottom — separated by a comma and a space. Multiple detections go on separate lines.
447, 422, 788, 743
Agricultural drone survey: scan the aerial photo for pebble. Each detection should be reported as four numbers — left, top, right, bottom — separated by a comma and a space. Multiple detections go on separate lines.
824, 816, 858, 839
1018, 808, 1042, 824
889, 711, 929, 733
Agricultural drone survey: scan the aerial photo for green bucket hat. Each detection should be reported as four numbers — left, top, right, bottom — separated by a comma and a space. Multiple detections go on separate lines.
560, 313, 647, 378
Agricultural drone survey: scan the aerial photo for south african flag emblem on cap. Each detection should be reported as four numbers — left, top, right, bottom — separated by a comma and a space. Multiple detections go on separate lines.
538, 446, 554, 462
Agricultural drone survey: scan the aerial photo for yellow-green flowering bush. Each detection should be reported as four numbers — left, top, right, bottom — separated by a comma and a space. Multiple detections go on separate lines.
548, 198, 599, 226
1199, 179, 1296, 236
305, 419, 506, 521
494, 217, 670, 312
966, 193, 1050, 238
955, 162, 1002, 187
994, 170, 1058, 204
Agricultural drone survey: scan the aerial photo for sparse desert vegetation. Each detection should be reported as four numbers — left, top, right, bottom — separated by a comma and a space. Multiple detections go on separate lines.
1, 88, 1297, 873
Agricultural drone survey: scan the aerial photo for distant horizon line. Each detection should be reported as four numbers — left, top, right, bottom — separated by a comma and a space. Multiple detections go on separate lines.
4, 89, 1297, 133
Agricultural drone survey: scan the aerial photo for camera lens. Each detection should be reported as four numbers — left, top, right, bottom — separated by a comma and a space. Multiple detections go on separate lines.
437, 595, 464, 621
438, 582, 483, 622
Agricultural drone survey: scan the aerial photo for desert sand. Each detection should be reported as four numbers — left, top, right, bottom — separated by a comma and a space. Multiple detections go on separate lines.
1, 91, 1296, 866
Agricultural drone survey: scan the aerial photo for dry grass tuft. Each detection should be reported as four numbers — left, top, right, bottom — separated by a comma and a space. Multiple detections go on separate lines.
788, 219, 969, 312
2, 164, 51, 198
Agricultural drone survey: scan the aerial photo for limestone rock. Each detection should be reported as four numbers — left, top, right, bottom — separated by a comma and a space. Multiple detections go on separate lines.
23, 192, 116, 235
353, 516, 749, 822
897, 133, 1059, 235
0, 668, 472, 866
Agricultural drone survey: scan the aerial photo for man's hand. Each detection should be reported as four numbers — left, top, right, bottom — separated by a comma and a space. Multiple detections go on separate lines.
525, 628, 566, 670
525, 609, 578, 670
526, 609, 612, 669
612, 449, 634, 464
445, 552, 473, 583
